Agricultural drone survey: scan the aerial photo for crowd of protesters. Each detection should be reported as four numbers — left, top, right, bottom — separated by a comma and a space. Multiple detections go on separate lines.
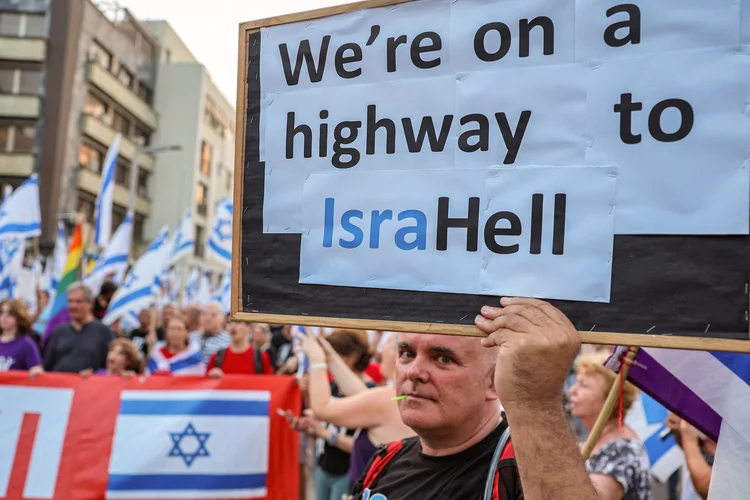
0, 280, 717, 500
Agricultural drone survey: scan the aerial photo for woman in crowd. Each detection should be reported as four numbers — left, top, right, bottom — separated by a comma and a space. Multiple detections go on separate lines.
294, 329, 415, 490
0, 299, 42, 374
146, 316, 205, 376
96, 338, 142, 377
569, 352, 652, 500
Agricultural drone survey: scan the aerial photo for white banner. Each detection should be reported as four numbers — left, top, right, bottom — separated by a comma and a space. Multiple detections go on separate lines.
299, 166, 616, 302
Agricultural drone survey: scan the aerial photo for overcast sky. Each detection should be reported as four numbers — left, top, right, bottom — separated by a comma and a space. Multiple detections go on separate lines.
118, 0, 341, 108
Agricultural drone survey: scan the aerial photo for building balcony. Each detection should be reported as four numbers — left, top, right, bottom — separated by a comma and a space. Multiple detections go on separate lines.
0, 37, 45, 62
77, 168, 151, 216
0, 154, 34, 176
81, 115, 154, 172
87, 62, 157, 130
0, 95, 39, 118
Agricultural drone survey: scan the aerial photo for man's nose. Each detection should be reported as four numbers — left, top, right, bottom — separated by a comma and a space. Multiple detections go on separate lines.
405, 354, 430, 383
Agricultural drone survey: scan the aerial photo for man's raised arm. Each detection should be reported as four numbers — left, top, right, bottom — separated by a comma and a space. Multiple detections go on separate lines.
476, 297, 599, 500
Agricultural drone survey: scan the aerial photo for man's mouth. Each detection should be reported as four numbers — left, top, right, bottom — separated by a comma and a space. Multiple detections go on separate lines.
406, 393, 435, 401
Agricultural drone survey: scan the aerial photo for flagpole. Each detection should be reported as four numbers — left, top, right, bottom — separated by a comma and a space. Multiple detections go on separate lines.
581, 346, 641, 460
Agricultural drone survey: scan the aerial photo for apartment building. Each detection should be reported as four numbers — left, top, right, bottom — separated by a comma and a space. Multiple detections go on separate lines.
142, 20, 235, 279
0, 0, 48, 192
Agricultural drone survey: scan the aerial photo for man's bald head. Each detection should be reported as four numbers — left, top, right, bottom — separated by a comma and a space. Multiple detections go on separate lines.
203, 303, 226, 335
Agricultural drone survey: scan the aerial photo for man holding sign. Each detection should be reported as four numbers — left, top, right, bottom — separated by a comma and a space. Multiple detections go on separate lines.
351, 298, 598, 500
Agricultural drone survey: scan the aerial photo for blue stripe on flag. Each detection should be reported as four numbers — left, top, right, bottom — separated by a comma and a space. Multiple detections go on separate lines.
710, 351, 750, 385
107, 286, 152, 314
107, 473, 266, 491
102, 254, 128, 267
119, 399, 269, 416
169, 350, 204, 373
0, 222, 41, 235
208, 239, 231, 261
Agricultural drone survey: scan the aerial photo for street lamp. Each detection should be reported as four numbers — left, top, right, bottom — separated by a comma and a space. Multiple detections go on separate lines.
128, 144, 182, 211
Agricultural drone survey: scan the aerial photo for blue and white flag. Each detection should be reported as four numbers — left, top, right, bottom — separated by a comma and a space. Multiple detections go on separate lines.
624, 393, 683, 482
94, 133, 121, 247
207, 197, 232, 266
183, 265, 200, 306
47, 222, 68, 300
106, 390, 270, 499
169, 211, 195, 266
212, 269, 231, 315
0, 175, 41, 240
86, 211, 133, 294
0, 239, 24, 300
103, 226, 170, 325
196, 270, 212, 306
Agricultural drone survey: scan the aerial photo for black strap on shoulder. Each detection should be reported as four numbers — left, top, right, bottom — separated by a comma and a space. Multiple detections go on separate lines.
254, 346, 264, 374
215, 348, 226, 369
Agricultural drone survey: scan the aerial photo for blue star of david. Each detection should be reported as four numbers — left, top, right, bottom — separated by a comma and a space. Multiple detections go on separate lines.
168, 422, 211, 467
122, 272, 138, 289
214, 220, 232, 241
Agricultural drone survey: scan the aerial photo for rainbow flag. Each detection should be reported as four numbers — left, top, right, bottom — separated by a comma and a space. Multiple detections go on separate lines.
42, 222, 83, 344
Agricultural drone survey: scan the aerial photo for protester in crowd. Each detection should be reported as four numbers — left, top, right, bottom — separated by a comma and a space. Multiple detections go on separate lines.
207, 321, 274, 376
569, 352, 651, 499
251, 322, 276, 368
665, 412, 714, 500
95, 338, 141, 377
350, 298, 603, 500
93, 281, 117, 321
294, 329, 415, 491
0, 299, 42, 373
43, 283, 114, 375
146, 315, 205, 376
161, 304, 176, 329
188, 303, 230, 364
128, 309, 162, 356
272, 324, 297, 374
181, 305, 202, 333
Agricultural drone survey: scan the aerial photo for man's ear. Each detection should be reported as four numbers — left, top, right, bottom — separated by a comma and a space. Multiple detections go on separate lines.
486, 364, 499, 402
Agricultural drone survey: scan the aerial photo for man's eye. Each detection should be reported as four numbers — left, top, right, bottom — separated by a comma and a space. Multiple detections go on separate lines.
399, 350, 414, 358
437, 356, 453, 365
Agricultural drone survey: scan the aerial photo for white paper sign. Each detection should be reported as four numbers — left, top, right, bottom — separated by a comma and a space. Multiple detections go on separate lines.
299, 166, 617, 302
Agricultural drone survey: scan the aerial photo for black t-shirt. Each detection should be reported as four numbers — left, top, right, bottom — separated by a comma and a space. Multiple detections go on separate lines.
357, 419, 523, 500
317, 381, 378, 476
271, 332, 293, 369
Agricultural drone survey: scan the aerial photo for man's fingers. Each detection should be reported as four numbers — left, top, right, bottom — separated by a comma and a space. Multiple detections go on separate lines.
476, 310, 536, 335
483, 304, 551, 328
479, 328, 517, 348
501, 297, 576, 331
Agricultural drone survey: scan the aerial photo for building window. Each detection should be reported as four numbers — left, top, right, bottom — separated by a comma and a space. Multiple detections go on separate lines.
196, 182, 208, 216
113, 110, 131, 136
136, 84, 152, 105
112, 207, 126, 231
137, 170, 149, 198
79, 143, 102, 173
13, 126, 35, 153
0, 69, 13, 94
0, 13, 21, 37
133, 214, 145, 242
84, 93, 108, 120
132, 125, 151, 147
24, 14, 45, 38
77, 193, 96, 224
115, 159, 130, 187
0, 126, 9, 151
117, 65, 134, 89
18, 70, 42, 95
200, 141, 211, 176
89, 41, 112, 71
195, 225, 205, 258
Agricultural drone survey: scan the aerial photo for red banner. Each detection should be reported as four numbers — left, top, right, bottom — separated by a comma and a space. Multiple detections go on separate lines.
0, 373, 301, 500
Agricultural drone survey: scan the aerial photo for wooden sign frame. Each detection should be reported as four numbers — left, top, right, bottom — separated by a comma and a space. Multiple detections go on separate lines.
231, 0, 750, 354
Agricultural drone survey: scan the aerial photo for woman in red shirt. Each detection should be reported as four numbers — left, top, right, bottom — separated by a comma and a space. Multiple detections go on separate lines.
206, 322, 274, 376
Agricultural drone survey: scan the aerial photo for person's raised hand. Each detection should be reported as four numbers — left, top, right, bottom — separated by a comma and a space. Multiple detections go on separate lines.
475, 297, 580, 411
291, 329, 326, 363
665, 412, 684, 448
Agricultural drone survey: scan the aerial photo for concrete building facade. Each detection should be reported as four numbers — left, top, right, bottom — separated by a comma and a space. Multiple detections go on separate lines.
143, 20, 235, 279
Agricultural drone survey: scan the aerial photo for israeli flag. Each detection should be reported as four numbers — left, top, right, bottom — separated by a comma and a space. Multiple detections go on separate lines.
212, 269, 231, 314
169, 211, 195, 266
86, 212, 133, 294
47, 222, 68, 300
106, 390, 270, 499
103, 226, 170, 325
94, 133, 121, 247
0, 239, 24, 300
183, 266, 199, 306
207, 197, 232, 266
0, 175, 41, 239
195, 270, 212, 306
625, 393, 683, 482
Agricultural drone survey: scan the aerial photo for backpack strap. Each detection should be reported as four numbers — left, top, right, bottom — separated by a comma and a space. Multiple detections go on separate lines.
254, 346, 264, 374
363, 440, 405, 489
483, 425, 514, 500
215, 348, 226, 370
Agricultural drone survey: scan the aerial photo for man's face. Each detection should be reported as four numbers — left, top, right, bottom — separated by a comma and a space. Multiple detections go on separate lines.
67, 289, 91, 321
204, 305, 224, 334
162, 305, 175, 324
394, 333, 497, 436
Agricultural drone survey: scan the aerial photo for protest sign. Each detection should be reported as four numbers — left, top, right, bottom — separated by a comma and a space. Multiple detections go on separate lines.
232, 0, 750, 352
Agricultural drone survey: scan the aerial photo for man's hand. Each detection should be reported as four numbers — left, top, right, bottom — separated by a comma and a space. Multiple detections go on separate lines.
208, 367, 224, 379
665, 412, 684, 448
28, 366, 44, 378
79, 368, 94, 378
475, 297, 580, 409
